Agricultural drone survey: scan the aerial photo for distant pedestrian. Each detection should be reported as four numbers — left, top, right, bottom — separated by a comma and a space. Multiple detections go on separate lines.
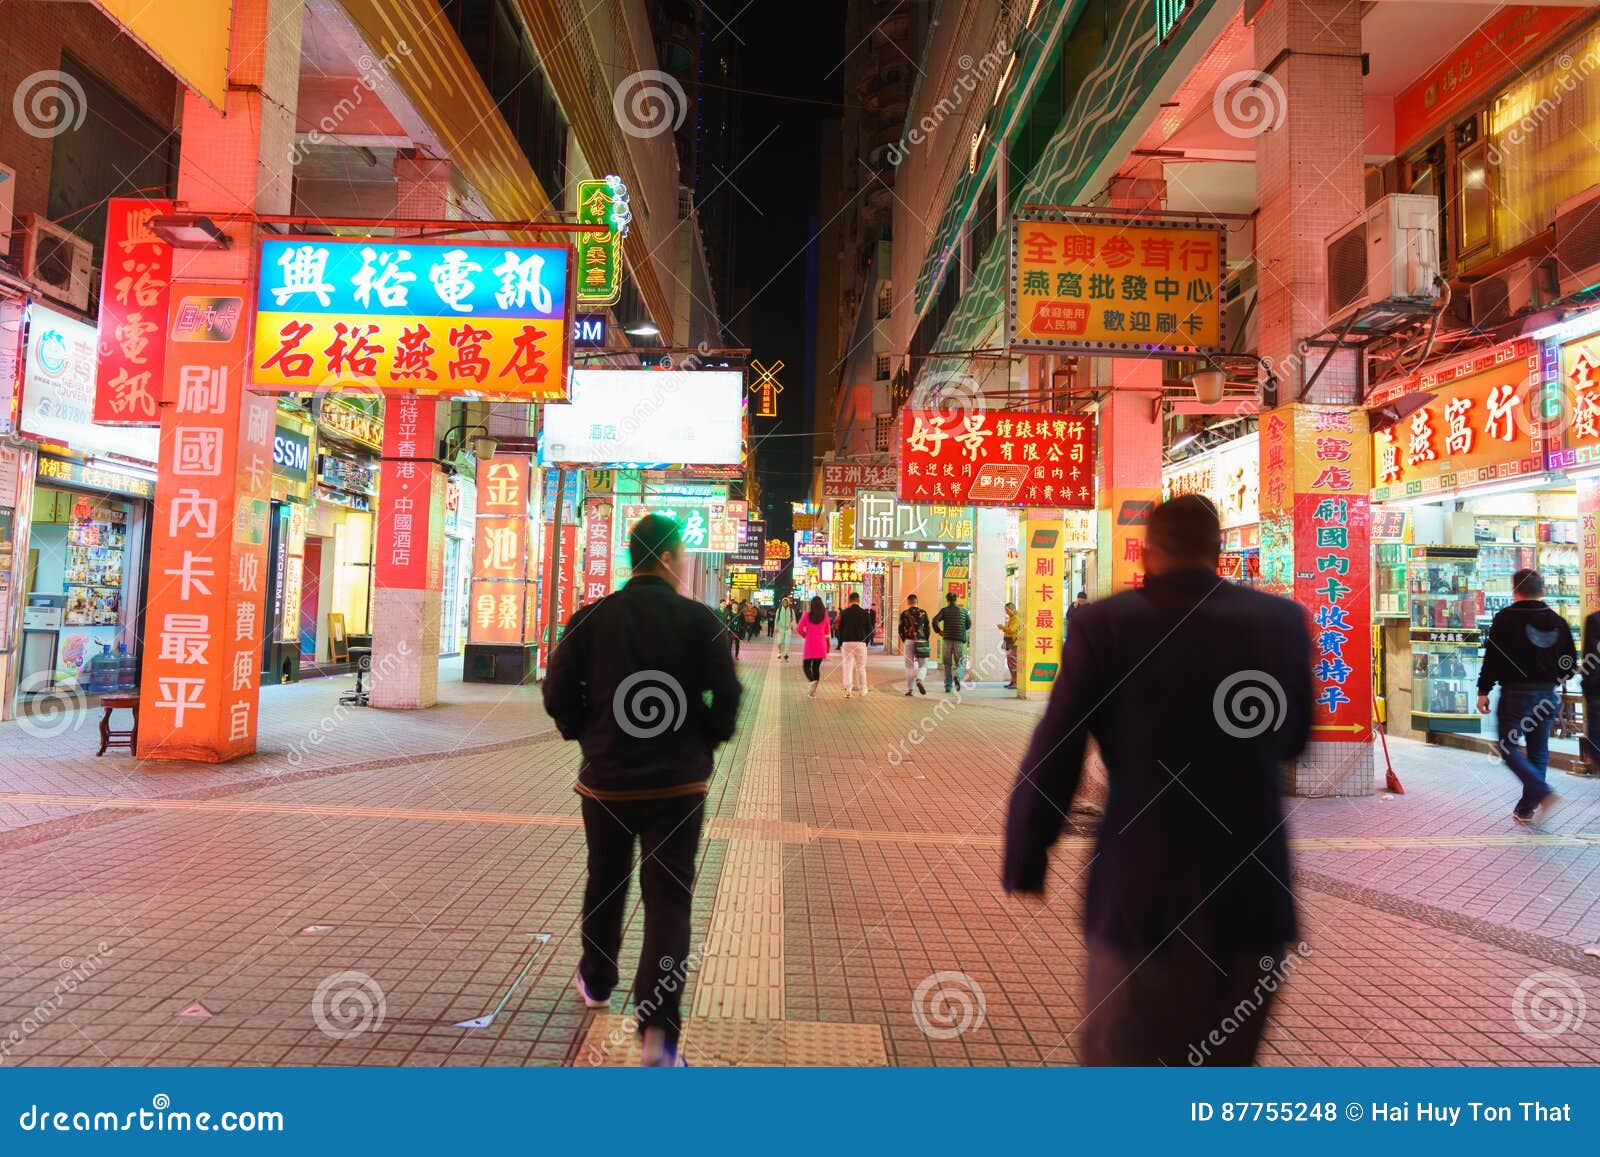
544, 514, 742, 1067
1066, 591, 1089, 637
1477, 568, 1576, 823
1002, 495, 1312, 1066
898, 594, 930, 696
1581, 607, 1600, 775
826, 604, 838, 650
766, 605, 775, 637
796, 596, 829, 698
740, 600, 758, 641
723, 601, 741, 660
775, 598, 795, 660
999, 602, 1020, 689
836, 592, 873, 699
931, 592, 971, 692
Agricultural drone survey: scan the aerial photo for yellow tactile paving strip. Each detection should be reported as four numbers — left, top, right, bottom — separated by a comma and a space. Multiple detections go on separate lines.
3, 791, 1594, 853
691, 651, 787, 1021
576, 1013, 888, 1067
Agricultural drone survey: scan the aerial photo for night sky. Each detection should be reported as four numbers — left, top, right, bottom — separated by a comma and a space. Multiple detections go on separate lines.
722, 1, 846, 576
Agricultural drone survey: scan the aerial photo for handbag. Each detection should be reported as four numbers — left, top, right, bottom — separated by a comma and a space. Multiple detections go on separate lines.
914, 640, 931, 660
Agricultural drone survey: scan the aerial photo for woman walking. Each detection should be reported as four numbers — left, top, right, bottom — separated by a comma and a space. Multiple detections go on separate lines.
795, 596, 830, 698
775, 598, 795, 660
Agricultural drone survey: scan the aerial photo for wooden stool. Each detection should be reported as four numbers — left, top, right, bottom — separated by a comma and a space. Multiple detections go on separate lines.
97, 692, 139, 756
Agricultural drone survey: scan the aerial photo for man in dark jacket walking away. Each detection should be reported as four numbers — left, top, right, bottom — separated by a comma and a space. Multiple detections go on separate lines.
1002, 495, 1312, 1066
835, 592, 873, 698
931, 592, 971, 692
543, 514, 742, 1067
1477, 569, 1576, 821
1581, 609, 1600, 776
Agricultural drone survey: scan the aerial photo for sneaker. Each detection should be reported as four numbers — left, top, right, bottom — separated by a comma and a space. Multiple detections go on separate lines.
640, 1027, 686, 1067
574, 967, 610, 1009
1535, 792, 1562, 823
955, 677, 962, 691
1512, 811, 1533, 825
916, 681, 926, 696
1004, 682, 1017, 689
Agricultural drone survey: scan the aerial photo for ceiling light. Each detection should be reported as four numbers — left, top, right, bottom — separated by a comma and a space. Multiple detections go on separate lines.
625, 323, 660, 337
470, 435, 499, 461
148, 214, 231, 250
1189, 368, 1226, 404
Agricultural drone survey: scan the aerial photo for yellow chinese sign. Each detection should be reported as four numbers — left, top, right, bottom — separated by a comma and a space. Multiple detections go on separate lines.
1019, 510, 1064, 698
750, 358, 784, 418
575, 176, 628, 308
1009, 211, 1224, 356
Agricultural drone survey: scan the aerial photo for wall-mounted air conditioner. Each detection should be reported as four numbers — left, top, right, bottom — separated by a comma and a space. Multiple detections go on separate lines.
1323, 193, 1440, 329
19, 214, 93, 311
1469, 257, 1558, 328
1554, 183, 1600, 298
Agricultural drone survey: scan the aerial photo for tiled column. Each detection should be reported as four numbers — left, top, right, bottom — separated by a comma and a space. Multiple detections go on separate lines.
1253, 0, 1374, 795
368, 395, 446, 708
1095, 358, 1163, 595
137, 0, 302, 762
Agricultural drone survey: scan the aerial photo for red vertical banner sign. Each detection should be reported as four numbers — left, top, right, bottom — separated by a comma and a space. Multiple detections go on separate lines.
139, 282, 274, 762
539, 523, 579, 666
468, 454, 533, 645
95, 197, 175, 425
1262, 404, 1372, 743
375, 395, 438, 590
582, 496, 614, 603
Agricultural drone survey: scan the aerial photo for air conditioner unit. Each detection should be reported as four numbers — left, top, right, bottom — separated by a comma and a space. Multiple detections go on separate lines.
1323, 193, 1440, 329
1554, 182, 1600, 297
0, 164, 15, 259
1470, 257, 1558, 328
20, 214, 93, 311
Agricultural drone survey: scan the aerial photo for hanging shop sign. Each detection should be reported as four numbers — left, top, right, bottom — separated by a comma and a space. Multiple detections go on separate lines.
470, 454, 535, 646
1393, 5, 1585, 154
818, 557, 862, 583
822, 461, 897, 499
899, 408, 1094, 507
541, 370, 744, 466
94, 196, 174, 426
729, 519, 765, 567
316, 396, 384, 452
764, 539, 791, 560
1369, 339, 1548, 502
574, 176, 629, 309
574, 314, 608, 347
853, 490, 975, 551
749, 358, 783, 418
375, 395, 443, 591
707, 503, 739, 552
251, 237, 572, 400
271, 413, 314, 504
36, 453, 155, 500
1008, 210, 1224, 356
582, 497, 614, 603
1555, 332, 1600, 473
620, 498, 720, 552
22, 304, 161, 463
1061, 509, 1096, 550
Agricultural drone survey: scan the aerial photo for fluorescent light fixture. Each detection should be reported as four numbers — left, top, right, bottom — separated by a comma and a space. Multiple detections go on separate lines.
1527, 306, 1600, 345
1168, 432, 1199, 454
148, 214, 230, 250
625, 323, 660, 337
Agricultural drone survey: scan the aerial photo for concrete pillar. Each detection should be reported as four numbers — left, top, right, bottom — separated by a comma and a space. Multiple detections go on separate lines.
138, 0, 302, 762
1095, 359, 1163, 596
368, 395, 446, 708
969, 506, 1009, 685
1253, 0, 1374, 795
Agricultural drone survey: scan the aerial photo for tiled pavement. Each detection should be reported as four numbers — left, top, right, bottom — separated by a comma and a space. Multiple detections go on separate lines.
0, 640, 1597, 1066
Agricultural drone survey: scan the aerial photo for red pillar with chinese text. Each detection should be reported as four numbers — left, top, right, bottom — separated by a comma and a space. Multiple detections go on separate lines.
369, 396, 446, 708
1095, 358, 1163, 595
136, 0, 301, 761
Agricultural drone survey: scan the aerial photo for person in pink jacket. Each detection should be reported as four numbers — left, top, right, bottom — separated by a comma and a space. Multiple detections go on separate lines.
795, 596, 830, 699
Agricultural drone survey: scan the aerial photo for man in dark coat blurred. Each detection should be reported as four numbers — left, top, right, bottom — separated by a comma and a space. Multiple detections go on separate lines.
544, 513, 742, 1066
1002, 495, 1312, 1066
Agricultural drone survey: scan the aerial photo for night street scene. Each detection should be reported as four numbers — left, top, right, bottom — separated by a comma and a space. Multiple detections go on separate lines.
0, 0, 1598, 1150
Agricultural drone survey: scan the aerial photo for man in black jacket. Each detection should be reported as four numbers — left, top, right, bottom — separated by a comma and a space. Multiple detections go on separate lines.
1002, 495, 1312, 1065
931, 592, 971, 692
1477, 568, 1576, 821
543, 514, 742, 1066
835, 592, 874, 698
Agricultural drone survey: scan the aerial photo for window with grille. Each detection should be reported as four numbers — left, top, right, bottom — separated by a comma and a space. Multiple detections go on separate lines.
877, 283, 893, 319
875, 354, 891, 380
874, 415, 892, 452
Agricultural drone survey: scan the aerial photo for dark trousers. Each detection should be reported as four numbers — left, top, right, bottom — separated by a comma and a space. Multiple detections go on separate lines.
1582, 694, 1600, 769
802, 658, 822, 683
578, 793, 705, 1044
1496, 686, 1558, 816
729, 630, 740, 658
1080, 939, 1285, 1066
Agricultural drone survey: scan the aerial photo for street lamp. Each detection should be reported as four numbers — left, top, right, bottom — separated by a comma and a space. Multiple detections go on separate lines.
1183, 354, 1279, 407
439, 421, 498, 464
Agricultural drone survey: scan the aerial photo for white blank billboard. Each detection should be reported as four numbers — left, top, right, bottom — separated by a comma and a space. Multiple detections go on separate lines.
540, 369, 743, 466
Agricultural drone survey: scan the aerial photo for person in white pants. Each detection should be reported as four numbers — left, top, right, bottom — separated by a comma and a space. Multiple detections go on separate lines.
834, 592, 873, 699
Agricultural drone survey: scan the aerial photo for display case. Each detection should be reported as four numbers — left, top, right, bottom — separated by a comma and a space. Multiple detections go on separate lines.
1374, 541, 1409, 618
1408, 545, 1481, 734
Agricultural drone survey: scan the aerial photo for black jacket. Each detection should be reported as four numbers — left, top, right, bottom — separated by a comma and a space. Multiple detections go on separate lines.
543, 575, 742, 794
1476, 599, 1577, 693
1003, 569, 1312, 953
931, 604, 970, 643
835, 603, 873, 643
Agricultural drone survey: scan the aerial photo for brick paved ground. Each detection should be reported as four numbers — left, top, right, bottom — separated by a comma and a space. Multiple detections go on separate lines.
0, 640, 1596, 1067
